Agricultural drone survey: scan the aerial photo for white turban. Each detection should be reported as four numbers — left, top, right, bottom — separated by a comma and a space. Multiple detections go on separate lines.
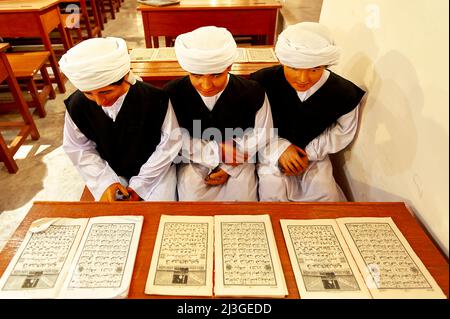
59, 37, 130, 91
175, 26, 238, 74
275, 22, 341, 69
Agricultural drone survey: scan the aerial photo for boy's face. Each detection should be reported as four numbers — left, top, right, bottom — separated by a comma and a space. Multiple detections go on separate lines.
188, 66, 231, 97
283, 65, 326, 92
82, 77, 130, 107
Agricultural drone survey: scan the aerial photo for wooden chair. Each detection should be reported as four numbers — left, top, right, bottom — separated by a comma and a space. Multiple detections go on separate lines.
4, 52, 56, 118
60, 0, 102, 40
0, 44, 40, 173
87, 0, 104, 32
101, 0, 120, 20
61, 12, 84, 47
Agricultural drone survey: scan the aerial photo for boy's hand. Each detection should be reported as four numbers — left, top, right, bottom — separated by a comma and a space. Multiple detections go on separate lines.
126, 187, 142, 201
100, 183, 129, 202
204, 168, 230, 186
278, 145, 309, 176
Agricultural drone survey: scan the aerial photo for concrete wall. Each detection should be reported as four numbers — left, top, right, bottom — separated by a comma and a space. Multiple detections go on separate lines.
320, 0, 449, 254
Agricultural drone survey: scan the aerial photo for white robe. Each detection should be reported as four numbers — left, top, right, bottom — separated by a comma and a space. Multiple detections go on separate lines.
258, 70, 360, 202
63, 85, 182, 201
177, 79, 274, 201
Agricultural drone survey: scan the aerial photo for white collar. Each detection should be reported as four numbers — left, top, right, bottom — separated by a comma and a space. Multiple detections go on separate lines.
296, 69, 330, 102
196, 74, 230, 111
101, 90, 129, 122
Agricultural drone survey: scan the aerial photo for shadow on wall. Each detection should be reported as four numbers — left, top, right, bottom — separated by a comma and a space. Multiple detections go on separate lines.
330, 23, 380, 201
331, 23, 436, 205
342, 52, 424, 200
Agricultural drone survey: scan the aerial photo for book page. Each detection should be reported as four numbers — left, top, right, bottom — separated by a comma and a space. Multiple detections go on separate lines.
137, 0, 180, 6
337, 217, 446, 299
0, 218, 88, 299
145, 215, 214, 296
58, 215, 143, 299
234, 48, 248, 63
130, 48, 156, 62
152, 47, 178, 61
214, 215, 287, 297
246, 48, 278, 62
280, 219, 371, 299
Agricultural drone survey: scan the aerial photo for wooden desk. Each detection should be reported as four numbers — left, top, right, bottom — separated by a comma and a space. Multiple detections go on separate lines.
132, 60, 279, 87
0, 201, 448, 298
0, 0, 70, 93
138, 0, 282, 48
0, 43, 40, 173
6, 51, 56, 118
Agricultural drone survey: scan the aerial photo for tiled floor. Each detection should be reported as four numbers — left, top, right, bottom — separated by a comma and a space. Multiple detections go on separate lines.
0, 0, 322, 252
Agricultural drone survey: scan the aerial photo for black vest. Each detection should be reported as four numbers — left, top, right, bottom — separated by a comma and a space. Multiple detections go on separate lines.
65, 81, 168, 179
250, 65, 365, 149
164, 75, 265, 141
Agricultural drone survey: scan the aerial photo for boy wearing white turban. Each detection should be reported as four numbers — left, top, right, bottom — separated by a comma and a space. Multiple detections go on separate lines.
250, 22, 365, 201
166, 26, 273, 201
60, 37, 181, 201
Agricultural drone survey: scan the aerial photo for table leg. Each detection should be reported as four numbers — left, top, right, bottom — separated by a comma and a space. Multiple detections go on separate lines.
5, 76, 39, 140
56, 14, 71, 52
40, 33, 66, 94
40, 65, 56, 99
0, 134, 18, 173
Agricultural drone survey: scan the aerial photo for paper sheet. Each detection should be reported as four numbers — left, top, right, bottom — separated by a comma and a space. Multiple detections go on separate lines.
214, 214, 287, 297
280, 219, 371, 299
145, 215, 214, 296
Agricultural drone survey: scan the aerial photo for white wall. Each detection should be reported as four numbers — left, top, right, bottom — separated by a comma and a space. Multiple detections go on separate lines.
320, 0, 449, 254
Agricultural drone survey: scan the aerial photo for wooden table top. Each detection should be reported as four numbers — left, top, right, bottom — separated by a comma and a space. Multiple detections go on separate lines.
138, 0, 282, 11
131, 60, 279, 81
0, 201, 447, 299
130, 45, 279, 80
6, 52, 51, 78
0, 0, 60, 12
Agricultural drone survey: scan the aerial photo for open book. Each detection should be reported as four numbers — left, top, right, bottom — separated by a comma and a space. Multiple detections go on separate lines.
129, 48, 156, 62
145, 214, 287, 297
280, 217, 446, 299
0, 216, 143, 299
130, 47, 177, 62
137, 0, 180, 7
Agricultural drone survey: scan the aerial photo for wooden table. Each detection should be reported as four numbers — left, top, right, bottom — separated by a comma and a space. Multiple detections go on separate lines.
0, 0, 70, 93
131, 59, 280, 87
0, 201, 447, 298
0, 43, 40, 173
138, 0, 282, 48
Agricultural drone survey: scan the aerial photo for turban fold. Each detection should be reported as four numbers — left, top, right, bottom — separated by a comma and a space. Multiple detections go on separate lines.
59, 37, 130, 91
175, 26, 238, 74
275, 22, 341, 69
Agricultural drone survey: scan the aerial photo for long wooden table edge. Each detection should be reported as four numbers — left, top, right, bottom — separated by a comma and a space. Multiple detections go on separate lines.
0, 201, 448, 299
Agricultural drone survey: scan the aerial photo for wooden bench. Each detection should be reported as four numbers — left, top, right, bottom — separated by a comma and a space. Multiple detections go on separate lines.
100, 0, 120, 21
0, 44, 40, 173
61, 12, 85, 47
60, 0, 102, 43
3, 52, 56, 118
